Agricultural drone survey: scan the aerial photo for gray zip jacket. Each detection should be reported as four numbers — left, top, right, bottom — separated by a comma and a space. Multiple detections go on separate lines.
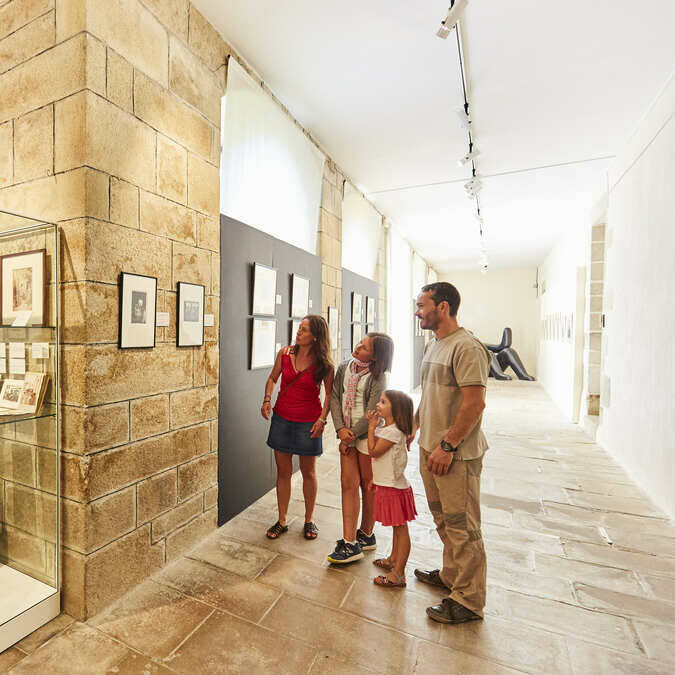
330, 359, 387, 444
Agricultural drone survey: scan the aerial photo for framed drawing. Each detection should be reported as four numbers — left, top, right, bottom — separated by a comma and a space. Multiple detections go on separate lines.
328, 306, 339, 348
177, 282, 205, 347
0, 248, 46, 325
366, 296, 376, 325
291, 274, 310, 318
252, 263, 277, 316
352, 292, 362, 323
251, 318, 276, 370
290, 319, 302, 345
119, 272, 157, 349
351, 323, 362, 350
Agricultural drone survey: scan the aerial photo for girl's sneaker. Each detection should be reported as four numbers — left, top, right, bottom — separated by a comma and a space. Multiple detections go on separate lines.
327, 539, 364, 564
356, 529, 377, 551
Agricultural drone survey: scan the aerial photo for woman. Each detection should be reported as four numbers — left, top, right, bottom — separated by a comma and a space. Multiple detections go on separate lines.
327, 332, 394, 564
261, 315, 334, 540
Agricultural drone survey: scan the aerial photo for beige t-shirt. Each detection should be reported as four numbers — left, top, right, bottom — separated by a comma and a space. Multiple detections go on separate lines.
418, 327, 490, 460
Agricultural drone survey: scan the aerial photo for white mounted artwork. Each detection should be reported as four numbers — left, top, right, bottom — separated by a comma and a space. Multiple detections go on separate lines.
291, 274, 310, 318
252, 263, 277, 316
251, 319, 276, 369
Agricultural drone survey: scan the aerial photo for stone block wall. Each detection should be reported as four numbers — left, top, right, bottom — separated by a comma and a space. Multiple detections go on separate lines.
0, 0, 226, 620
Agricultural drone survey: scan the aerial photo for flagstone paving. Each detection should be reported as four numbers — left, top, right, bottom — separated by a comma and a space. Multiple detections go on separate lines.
3, 381, 674, 673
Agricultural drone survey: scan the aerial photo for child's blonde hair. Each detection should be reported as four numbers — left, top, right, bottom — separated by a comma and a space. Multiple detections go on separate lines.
383, 389, 414, 437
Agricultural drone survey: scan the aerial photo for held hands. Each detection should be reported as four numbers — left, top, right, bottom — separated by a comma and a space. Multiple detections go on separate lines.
427, 445, 454, 476
261, 401, 272, 420
337, 428, 355, 443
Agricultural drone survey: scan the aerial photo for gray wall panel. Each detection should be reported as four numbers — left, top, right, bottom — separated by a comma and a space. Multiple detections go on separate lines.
340, 268, 379, 363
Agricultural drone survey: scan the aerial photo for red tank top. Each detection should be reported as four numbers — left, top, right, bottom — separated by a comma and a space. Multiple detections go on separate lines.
274, 353, 322, 423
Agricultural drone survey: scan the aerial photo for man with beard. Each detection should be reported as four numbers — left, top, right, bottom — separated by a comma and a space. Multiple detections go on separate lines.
411, 282, 491, 624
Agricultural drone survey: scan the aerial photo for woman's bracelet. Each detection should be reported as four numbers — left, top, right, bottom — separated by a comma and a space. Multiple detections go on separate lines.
263, 396, 271, 403
317, 417, 327, 425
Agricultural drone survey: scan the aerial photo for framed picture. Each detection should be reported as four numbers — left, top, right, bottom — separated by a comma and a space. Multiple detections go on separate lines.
251, 318, 276, 370
119, 272, 157, 349
328, 306, 339, 348
0, 248, 46, 326
290, 319, 302, 345
351, 323, 362, 350
366, 296, 376, 325
291, 274, 310, 318
252, 263, 277, 316
177, 282, 205, 347
352, 292, 362, 323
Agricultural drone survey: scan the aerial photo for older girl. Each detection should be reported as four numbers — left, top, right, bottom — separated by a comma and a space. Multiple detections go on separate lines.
327, 332, 394, 564
261, 315, 334, 540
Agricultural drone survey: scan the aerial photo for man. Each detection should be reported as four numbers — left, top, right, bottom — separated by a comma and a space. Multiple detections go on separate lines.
412, 282, 490, 624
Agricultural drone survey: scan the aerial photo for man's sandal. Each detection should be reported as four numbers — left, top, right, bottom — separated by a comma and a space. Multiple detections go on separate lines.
374, 573, 407, 588
266, 521, 288, 539
303, 522, 319, 540
373, 558, 394, 570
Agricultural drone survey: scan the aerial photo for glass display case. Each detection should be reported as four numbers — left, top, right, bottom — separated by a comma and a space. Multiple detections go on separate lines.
0, 212, 60, 652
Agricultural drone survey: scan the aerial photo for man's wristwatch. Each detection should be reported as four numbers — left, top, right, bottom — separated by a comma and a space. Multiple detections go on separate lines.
440, 440, 458, 453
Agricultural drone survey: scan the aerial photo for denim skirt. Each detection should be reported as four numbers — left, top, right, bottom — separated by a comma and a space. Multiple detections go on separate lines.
267, 412, 323, 456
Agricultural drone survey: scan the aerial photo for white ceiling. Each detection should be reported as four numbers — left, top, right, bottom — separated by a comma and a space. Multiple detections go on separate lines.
193, 0, 675, 272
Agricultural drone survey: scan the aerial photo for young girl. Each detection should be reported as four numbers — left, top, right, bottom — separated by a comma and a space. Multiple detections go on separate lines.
366, 390, 417, 587
261, 315, 334, 540
327, 333, 394, 564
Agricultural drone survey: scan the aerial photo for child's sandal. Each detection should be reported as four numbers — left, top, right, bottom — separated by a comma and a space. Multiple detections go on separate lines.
373, 558, 394, 570
374, 573, 407, 588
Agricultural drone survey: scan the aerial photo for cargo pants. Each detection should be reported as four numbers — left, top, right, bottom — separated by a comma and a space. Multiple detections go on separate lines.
419, 447, 487, 616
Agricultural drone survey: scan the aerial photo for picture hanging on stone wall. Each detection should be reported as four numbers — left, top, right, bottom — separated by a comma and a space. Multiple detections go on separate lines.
177, 282, 205, 347
119, 272, 157, 349
290, 319, 301, 345
251, 318, 277, 369
252, 263, 277, 316
352, 322, 363, 350
366, 296, 375, 325
328, 306, 339, 347
352, 292, 362, 323
0, 248, 46, 326
291, 274, 310, 318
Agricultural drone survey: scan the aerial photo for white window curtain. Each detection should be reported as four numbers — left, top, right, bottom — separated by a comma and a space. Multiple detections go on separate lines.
342, 182, 383, 280
389, 231, 413, 390
220, 59, 326, 254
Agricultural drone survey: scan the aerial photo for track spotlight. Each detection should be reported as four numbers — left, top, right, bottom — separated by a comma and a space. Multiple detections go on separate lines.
456, 108, 472, 131
480, 252, 489, 274
436, 0, 468, 39
464, 177, 482, 196
458, 149, 481, 166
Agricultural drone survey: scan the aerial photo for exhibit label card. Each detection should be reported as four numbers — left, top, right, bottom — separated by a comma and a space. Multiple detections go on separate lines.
0, 358, 5, 374
156, 312, 170, 327
10, 358, 26, 375
31, 343, 49, 359
0, 343, 5, 356
9, 343, 25, 359
204, 314, 214, 327
12, 310, 32, 327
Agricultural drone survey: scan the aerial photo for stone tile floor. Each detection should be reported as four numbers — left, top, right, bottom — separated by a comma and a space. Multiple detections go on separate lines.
2, 381, 674, 673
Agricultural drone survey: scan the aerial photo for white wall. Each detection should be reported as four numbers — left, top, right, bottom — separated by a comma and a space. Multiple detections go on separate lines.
536, 227, 589, 420
342, 182, 383, 280
597, 74, 675, 519
441, 268, 539, 376
388, 231, 413, 390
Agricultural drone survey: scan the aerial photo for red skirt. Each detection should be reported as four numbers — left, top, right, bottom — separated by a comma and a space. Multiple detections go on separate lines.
374, 486, 417, 526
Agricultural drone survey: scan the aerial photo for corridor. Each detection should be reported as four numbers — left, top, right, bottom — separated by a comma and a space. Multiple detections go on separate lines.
2, 381, 673, 674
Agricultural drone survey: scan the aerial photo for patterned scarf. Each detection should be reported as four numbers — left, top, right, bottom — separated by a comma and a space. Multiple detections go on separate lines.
343, 358, 371, 428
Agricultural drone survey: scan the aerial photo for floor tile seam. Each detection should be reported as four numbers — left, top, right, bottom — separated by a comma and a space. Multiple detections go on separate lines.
570, 597, 675, 627
13, 615, 74, 656
558, 550, 675, 577
572, 580, 675, 612
183, 547, 278, 580
613, 543, 675, 558
337, 577, 356, 609
255, 588, 285, 626
160, 607, 216, 664
252, 550, 281, 580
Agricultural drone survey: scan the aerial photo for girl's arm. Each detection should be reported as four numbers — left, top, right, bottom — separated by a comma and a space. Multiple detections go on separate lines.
366, 410, 394, 458
261, 348, 284, 419
351, 373, 386, 439
310, 368, 335, 438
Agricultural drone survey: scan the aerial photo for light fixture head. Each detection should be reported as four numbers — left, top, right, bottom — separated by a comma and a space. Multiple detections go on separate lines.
456, 108, 472, 131
480, 251, 489, 274
458, 149, 481, 166
436, 0, 469, 38
464, 177, 482, 196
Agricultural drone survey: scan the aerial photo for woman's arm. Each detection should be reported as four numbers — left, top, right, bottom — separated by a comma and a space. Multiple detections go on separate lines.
351, 373, 386, 440
310, 368, 335, 438
261, 348, 284, 419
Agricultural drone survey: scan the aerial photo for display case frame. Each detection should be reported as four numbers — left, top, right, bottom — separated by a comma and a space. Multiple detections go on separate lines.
0, 214, 61, 652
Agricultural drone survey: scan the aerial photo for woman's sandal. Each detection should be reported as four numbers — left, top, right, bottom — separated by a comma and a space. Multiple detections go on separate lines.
374, 573, 407, 588
303, 521, 319, 540
373, 558, 395, 570
266, 521, 288, 539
